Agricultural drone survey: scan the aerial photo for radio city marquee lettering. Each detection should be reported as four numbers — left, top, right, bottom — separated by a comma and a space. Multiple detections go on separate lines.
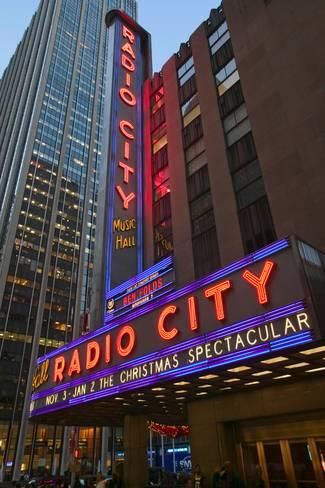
105, 12, 149, 289
30, 241, 318, 416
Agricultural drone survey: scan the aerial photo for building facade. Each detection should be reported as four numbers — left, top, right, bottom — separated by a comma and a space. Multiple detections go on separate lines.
0, 0, 137, 479
8, 0, 325, 487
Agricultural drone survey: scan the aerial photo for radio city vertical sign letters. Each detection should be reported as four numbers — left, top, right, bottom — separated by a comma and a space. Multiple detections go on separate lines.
105, 11, 150, 290
30, 239, 320, 417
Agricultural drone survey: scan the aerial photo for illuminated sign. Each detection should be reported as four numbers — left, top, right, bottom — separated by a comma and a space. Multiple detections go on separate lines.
32, 360, 49, 392
30, 239, 321, 417
104, 11, 150, 290
105, 256, 175, 321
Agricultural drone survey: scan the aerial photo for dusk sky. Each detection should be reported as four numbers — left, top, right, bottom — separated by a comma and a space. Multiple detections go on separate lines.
0, 0, 220, 76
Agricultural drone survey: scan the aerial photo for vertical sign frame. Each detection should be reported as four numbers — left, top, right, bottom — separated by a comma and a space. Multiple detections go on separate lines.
104, 11, 150, 292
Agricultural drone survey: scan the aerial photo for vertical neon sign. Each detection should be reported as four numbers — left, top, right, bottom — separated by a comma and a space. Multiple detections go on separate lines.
105, 11, 149, 291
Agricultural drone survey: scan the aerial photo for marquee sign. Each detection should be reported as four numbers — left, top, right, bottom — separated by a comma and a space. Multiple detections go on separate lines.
30, 239, 320, 418
105, 256, 175, 321
104, 11, 150, 290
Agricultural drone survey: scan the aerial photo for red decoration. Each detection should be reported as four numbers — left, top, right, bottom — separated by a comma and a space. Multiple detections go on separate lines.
148, 421, 189, 438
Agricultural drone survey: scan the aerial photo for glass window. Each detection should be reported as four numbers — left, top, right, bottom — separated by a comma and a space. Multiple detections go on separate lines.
179, 66, 195, 86
227, 118, 251, 146
183, 105, 201, 128
242, 444, 263, 485
181, 92, 199, 117
208, 21, 228, 47
211, 30, 231, 55
316, 441, 325, 475
215, 58, 237, 85
264, 443, 288, 487
218, 70, 240, 96
183, 116, 203, 149
177, 56, 194, 79
223, 103, 248, 133
290, 442, 317, 487
239, 197, 276, 254
232, 159, 261, 192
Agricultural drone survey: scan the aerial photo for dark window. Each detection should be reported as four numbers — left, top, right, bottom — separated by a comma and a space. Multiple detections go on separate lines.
219, 81, 244, 118
153, 193, 171, 227
183, 116, 203, 149
151, 105, 165, 132
187, 165, 210, 201
154, 218, 173, 262
211, 39, 234, 73
228, 131, 257, 171
239, 197, 276, 254
187, 165, 220, 278
179, 75, 197, 106
152, 145, 168, 174
193, 227, 220, 278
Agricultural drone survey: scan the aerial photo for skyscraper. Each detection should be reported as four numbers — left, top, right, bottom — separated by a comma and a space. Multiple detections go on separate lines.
0, 0, 137, 478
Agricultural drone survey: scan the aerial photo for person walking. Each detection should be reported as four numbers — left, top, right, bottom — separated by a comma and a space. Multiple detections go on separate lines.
192, 464, 205, 488
219, 461, 245, 488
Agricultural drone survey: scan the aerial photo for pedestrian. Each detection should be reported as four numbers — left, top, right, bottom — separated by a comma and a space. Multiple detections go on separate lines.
212, 466, 222, 488
192, 464, 205, 488
219, 461, 245, 488
108, 474, 121, 488
73, 475, 82, 488
96, 474, 106, 488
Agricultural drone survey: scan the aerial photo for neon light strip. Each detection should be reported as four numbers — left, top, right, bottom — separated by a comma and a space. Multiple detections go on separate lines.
37, 238, 290, 365
30, 329, 313, 418
270, 331, 314, 351
136, 30, 143, 274
106, 20, 121, 292
106, 255, 173, 298
32, 300, 304, 401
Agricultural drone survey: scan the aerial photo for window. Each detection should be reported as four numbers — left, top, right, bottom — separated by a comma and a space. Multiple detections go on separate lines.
187, 165, 210, 201
239, 197, 276, 253
153, 193, 171, 227
223, 104, 248, 133
193, 227, 220, 278
215, 58, 237, 85
179, 76, 197, 106
219, 81, 244, 118
218, 70, 240, 96
210, 30, 230, 55
228, 132, 257, 171
154, 218, 173, 261
187, 165, 220, 278
151, 105, 165, 132
151, 86, 164, 115
152, 145, 168, 174
211, 39, 234, 73
177, 56, 195, 86
226, 118, 251, 146
181, 92, 199, 117
153, 194, 173, 262
183, 116, 203, 149
153, 166, 170, 202
208, 21, 228, 47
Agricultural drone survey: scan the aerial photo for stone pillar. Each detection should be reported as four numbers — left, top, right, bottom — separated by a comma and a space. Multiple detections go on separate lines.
123, 415, 148, 488
188, 399, 236, 487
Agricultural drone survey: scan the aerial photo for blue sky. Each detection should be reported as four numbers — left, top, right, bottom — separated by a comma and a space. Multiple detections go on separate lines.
0, 0, 220, 76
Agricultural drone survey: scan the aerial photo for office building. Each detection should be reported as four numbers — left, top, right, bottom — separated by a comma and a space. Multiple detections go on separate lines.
0, 0, 137, 479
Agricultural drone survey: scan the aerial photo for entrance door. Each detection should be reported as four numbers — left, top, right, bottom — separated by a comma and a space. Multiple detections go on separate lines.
241, 439, 325, 488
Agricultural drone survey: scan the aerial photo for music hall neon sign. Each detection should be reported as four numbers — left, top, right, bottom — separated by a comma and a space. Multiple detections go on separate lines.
105, 12, 148, 290
116, 25, 137, 212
